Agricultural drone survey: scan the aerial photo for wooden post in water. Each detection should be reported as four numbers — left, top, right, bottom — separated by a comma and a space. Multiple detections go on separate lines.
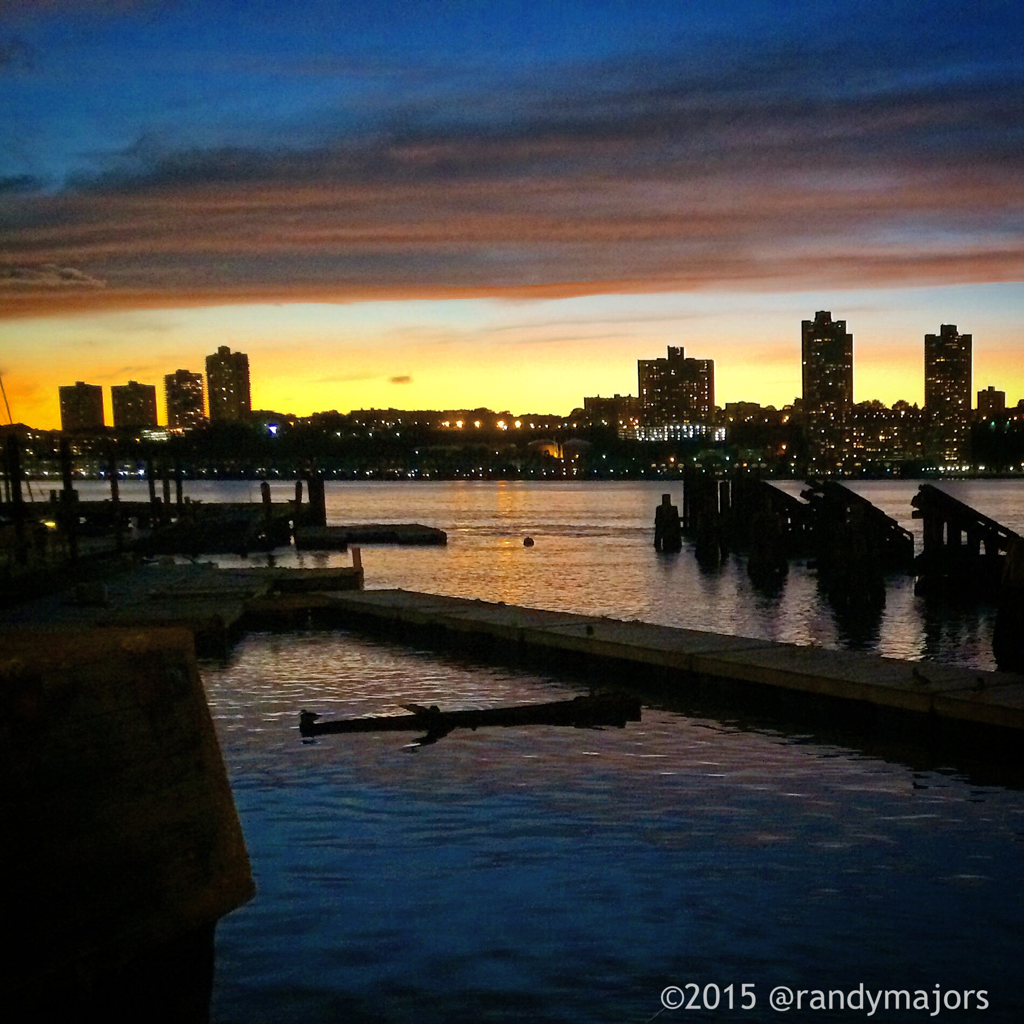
653, 493, 682, 552
681, 465, 695, 531
174, 460, 184, 507
161, 463, 172, 524
60, 436, 74, 495
994, 538, 1024, 672
6, 435, 27, 564
146, 458, 157, 505
108, 443, 119, 505
108, 443, 122, 552
59, 437, 78, 562
306, 472, 326, 527
294, 479, 303, 506
718, 479, 731, 553
260, 479, 272, 524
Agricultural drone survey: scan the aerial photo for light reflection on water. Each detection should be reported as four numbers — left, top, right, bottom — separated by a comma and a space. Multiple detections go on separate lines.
77, 477, 1019, 670
207, 631, 1024, 1024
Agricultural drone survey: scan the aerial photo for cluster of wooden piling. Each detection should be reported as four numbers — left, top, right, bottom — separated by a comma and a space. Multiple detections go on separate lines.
1, 432, 333, 570
656, 474, 1022, 664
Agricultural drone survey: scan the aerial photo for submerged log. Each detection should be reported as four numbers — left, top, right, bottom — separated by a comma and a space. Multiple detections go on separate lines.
300, 693, 642, 738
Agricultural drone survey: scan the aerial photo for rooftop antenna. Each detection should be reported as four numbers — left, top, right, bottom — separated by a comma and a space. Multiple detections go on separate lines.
0, 373, 13, 424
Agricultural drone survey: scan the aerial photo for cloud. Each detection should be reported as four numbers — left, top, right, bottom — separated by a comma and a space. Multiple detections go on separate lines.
389, 375, 412, 384
314, 372, 379, 384
0, 263, 106, 289
93, 364, 158, 380
1, 36, 1023, 318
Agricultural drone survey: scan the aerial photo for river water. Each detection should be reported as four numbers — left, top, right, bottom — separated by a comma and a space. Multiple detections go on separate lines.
79, 479, 1024, 1020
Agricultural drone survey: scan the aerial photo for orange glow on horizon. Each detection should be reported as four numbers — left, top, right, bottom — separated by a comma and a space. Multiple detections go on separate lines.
4, 292, 1022, 432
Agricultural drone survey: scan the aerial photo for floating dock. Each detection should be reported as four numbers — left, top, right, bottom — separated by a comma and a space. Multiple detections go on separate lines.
294, 523, 447, 548
323, 590, 1024, 739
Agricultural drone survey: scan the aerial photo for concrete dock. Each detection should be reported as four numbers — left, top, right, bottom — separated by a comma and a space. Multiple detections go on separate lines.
1, 560, 363, 654
324, 590, 1024, 738
2, 626, 254, 1015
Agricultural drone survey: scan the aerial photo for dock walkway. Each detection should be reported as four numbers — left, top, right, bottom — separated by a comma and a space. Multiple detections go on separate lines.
6, 565, 1024, 739
328, 590, 1024, 736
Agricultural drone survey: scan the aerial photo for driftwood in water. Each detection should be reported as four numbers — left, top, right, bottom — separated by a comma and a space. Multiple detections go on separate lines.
299, 693, 642, 740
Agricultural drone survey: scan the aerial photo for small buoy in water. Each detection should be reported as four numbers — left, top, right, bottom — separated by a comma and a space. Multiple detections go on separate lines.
523, 536, 534, 547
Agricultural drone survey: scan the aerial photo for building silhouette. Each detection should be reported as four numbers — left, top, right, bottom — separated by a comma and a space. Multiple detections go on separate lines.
801, 311, 853, 471
58, 381, 105, 432
111, 381, 158, 429
637, 347, 714, 440
977, 385, 1005, 421
924, 324, 972, 464
165, 369, 206, 430
206, 346, 251, 423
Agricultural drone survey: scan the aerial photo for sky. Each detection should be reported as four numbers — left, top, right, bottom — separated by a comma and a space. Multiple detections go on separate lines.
1, 0, 1022, 429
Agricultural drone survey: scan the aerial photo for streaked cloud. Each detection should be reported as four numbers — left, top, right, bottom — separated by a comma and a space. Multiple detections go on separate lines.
0, 262, 105, 289
2, 32, 1022, 319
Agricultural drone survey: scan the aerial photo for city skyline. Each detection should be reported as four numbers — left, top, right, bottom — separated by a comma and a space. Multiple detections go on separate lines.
2, 3, 1023, 430
43, 313, 1016, 438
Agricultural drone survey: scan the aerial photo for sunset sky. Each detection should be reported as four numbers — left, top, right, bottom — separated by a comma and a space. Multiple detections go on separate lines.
2, 0, 1022, 429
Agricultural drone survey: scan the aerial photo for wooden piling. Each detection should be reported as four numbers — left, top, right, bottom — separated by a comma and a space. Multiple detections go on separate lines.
306, 473, 327, 527
108, 443, 119, 505
994, 538, 1024, 672
58, 437, 79, 561
653, 493, 682, 553
60, 436, 74, 495
5, 434, 27, 564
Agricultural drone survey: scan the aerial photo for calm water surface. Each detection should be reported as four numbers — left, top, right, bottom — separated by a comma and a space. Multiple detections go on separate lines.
79, 477, 1024, 668
205, 632, 1024, 1023
77, 479, 1024, 1019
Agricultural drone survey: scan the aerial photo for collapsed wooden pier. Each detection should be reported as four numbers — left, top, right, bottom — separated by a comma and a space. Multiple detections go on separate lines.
912, 483, 1020, 595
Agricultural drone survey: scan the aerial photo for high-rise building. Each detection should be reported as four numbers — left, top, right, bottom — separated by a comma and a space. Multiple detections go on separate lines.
924, 324, 972, 464
58, 381, 105, 432
977, 385, 1005, 421
583, 394, 640, 437
111, 380, 158, 429
801, 311, 853, 470
165, 369, 206, 430
206, 346, 251, 423
637, 347, 714, 440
